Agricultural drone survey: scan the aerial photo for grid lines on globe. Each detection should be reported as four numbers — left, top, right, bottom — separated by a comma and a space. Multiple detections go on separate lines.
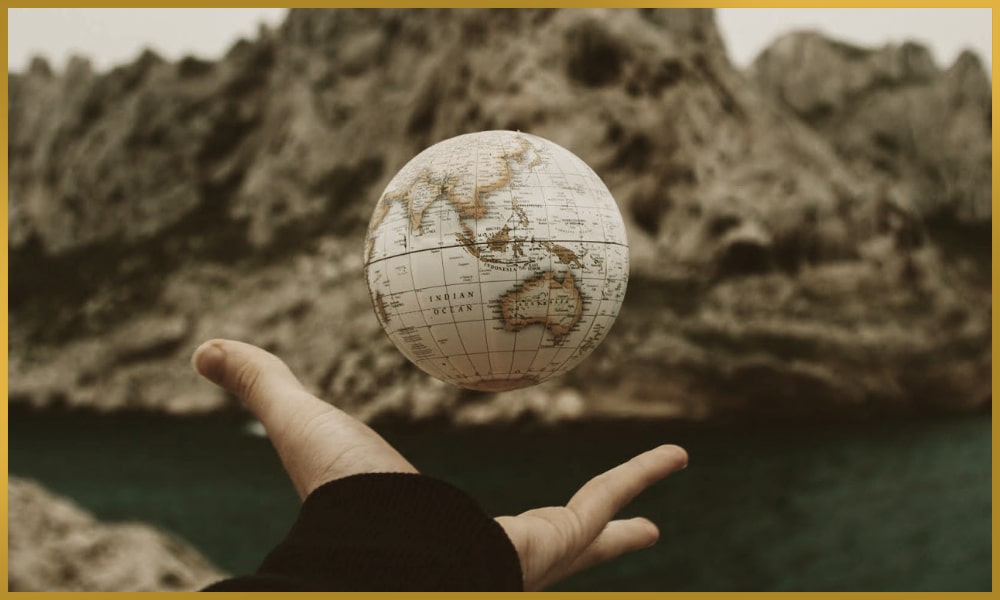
364, 130, 628, 391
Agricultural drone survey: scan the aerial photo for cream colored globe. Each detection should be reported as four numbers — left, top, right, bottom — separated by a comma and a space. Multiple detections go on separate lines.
364, 130, 629, 392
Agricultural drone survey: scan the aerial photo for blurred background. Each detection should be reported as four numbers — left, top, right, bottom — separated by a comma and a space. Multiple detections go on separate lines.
7, 7, 991, 591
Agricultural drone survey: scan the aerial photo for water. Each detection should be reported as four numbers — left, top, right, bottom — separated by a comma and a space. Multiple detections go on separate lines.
8, 411, 991, 591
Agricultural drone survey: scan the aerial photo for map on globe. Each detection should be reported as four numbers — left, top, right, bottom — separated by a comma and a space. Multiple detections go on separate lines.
364, 130, 629, 392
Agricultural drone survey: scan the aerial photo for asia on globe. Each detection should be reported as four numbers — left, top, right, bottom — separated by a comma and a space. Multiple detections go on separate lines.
364, 130, 628, 392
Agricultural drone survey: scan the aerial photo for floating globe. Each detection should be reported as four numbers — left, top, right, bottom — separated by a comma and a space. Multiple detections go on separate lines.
364, 130, 629, 392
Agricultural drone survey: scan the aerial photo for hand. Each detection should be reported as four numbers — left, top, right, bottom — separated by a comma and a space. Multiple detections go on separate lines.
494, 444, 686, 590
192, 339, 688, 591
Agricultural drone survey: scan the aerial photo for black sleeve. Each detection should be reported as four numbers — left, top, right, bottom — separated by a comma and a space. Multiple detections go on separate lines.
202, 472, 524, 591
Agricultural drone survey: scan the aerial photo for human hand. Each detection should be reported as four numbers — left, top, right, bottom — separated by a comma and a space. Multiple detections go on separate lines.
494, 444, 686, 590
192, 339, 687, 591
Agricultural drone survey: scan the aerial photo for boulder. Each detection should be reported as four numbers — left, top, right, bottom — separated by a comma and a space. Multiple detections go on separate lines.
8, 477, 225, 591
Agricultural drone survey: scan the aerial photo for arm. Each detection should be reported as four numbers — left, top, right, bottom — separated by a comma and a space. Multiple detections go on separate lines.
193, 339, 688, 591
204, 473, 522, 591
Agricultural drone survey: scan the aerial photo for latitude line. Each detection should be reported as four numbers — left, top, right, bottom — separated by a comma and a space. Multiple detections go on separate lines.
364, 239, 628, 269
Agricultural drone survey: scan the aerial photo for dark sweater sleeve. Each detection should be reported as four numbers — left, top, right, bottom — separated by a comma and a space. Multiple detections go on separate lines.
202, 472, 523, 591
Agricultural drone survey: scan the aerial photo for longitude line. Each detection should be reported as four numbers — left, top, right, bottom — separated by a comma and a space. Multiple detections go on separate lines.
504, 133, 520, 382
443, 139, 479, 384
473, 132, 492, 381
521, 135, 547, 378
546, 146, 611, 377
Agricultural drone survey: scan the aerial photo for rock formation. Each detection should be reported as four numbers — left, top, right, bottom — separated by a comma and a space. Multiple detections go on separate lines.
750, 31, 991, 224
8, 8, 991, 422
8, 477, 225, 591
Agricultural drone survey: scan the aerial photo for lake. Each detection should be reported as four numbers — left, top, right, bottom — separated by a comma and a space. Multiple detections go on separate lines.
8, 411, 991, 591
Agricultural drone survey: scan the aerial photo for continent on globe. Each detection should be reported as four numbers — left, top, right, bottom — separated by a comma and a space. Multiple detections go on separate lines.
364, 130, 629, 392
499, 271, 583, 342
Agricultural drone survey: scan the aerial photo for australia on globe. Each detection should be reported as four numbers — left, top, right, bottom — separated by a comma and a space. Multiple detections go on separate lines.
364, 130, 629, 392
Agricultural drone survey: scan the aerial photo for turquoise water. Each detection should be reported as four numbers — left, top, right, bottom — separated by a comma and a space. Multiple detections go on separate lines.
8, 412, 991, 591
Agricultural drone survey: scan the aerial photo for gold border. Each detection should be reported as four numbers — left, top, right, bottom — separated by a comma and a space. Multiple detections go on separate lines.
1, 6, 8, 596
2, 1, 999, 7
3, 4, 994, 597
991, 6, 997, 596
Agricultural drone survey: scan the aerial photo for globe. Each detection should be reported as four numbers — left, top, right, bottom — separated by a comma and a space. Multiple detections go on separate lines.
364, 130, 629, 392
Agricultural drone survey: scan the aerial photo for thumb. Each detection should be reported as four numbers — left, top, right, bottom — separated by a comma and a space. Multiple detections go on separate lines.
192, 338, 331, 433
192, 339, 417, 499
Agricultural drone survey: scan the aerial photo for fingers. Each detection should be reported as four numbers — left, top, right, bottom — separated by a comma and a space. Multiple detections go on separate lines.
497, 446, 686, 591
566, 445, 687, 543
558, 518, 659, 586
192, 339, 417, 498
192, 338, 332, 431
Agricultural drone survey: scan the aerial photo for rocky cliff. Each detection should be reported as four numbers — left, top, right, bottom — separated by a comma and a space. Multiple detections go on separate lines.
8, 477, 225, 591
750, 31, 991, 225
8, 8, 991, 422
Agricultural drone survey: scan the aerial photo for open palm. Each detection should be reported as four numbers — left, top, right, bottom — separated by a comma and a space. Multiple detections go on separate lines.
193, 339, 687, 591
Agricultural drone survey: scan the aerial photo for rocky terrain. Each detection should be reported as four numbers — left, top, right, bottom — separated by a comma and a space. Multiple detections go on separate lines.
8, 8, 991, 423
751, 31, 991, 225
8, 477, 225, 591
